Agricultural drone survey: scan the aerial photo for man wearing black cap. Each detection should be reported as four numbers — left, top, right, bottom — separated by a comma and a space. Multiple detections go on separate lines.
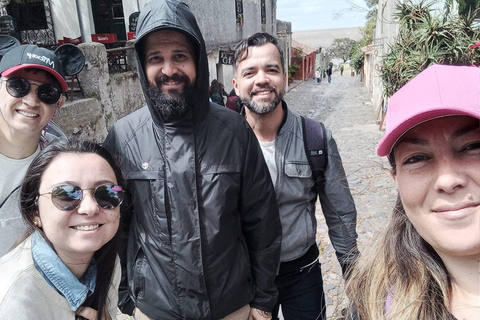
0, 44, 67, 256
103, 0, 281, 319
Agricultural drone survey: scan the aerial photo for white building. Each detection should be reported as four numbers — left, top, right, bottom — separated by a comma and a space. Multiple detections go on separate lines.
0, 0, 280, 93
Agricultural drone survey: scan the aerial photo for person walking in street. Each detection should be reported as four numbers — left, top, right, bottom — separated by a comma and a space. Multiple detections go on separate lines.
0, 139, 123, 320
209, 79, 227, 106
233, 32, 359, 320
315, 67, 322, 85
346, 64, 480, 320
326, 65, 333, 83
103, 1, 282, 319
0, 44, 68, 256
340, 64, 344, 76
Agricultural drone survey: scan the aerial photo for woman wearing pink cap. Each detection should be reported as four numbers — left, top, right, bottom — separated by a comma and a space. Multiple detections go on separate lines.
346, 64, 480, 320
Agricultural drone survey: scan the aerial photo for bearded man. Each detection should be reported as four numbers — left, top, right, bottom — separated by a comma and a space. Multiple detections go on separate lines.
232, 33, 359, 320
103, 2, 281, 320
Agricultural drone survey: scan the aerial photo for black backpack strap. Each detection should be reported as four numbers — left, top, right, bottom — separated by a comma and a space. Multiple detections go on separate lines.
301, 116, 327, 187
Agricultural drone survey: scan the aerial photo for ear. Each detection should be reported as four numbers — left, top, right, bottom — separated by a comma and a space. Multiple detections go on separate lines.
56, 95, 66, 110
232, 77, 240, 96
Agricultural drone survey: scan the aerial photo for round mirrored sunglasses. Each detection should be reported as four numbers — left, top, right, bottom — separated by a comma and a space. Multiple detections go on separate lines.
1, 77, 62, 104
38, 184, 125, 211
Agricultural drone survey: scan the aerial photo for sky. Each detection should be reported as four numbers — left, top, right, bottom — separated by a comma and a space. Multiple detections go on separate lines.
276, 0, 369, 31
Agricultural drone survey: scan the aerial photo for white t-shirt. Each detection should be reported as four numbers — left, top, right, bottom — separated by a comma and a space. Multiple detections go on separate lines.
258, 139, 277, 186
0, 145, 40, 256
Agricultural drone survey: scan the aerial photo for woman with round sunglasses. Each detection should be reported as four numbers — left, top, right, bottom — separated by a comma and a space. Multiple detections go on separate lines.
0, 139, 126, 320
346, 64, 480, 320
0, 44, 68, 256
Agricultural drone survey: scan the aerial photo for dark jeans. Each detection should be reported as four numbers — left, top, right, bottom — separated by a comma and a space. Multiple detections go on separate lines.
272, 260, 326, 320
327, 75, 331, 83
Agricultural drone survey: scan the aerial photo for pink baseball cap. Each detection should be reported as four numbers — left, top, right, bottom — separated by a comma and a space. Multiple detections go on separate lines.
377, 64, 480, 156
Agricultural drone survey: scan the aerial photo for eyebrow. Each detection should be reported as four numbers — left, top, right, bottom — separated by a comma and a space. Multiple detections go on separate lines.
395, 137, 428, 149
452, 122, 480, 139
146, 47, 191, 57
240, 63, 280, 74
395, 122, 480, 149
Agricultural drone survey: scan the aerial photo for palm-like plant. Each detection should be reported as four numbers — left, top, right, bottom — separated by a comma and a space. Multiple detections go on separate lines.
381, 0, 480, 97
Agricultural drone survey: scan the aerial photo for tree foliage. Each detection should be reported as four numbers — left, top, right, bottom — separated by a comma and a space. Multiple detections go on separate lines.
330, 37, 356, 62
457, 0, 480, 15
381, 0, 480, 97
349, 7, 377, 73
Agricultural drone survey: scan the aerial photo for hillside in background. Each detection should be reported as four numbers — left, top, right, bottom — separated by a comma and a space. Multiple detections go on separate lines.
292, 27, 362, 49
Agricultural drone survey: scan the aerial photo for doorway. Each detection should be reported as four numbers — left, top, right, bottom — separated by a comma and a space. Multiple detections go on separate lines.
91, 0, 126, 41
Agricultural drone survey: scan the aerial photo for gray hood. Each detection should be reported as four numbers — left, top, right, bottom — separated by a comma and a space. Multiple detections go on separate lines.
134, 0, 210, 125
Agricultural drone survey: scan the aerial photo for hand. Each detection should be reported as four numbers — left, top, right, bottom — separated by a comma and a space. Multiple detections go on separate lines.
248, 307, 272, 320
75, 307, 112, 320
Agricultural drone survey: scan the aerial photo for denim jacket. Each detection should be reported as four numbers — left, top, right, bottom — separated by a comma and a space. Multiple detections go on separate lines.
32, 231, 96, 311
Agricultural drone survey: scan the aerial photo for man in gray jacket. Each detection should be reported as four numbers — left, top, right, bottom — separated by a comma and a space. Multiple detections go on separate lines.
232, 33, 358, 320
103, 1, 281, 319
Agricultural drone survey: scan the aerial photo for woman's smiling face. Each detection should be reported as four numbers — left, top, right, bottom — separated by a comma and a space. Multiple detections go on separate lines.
36, 152, 120, 263
393, 115, 480, 259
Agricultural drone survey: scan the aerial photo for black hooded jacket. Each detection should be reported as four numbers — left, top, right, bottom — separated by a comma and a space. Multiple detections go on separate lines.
103, 0, 282, 319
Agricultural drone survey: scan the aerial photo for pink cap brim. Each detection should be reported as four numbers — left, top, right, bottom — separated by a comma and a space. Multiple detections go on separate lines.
376, 64, 480, 157
377, 109, 480, 156
1, 64, 68, 92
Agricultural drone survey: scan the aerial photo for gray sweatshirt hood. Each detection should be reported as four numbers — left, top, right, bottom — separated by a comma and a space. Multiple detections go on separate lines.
134, 0, 210, 125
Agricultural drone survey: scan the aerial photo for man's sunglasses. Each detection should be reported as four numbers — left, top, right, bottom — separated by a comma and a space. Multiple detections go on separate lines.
38, 184, 125, 211
2, 77, 62, 104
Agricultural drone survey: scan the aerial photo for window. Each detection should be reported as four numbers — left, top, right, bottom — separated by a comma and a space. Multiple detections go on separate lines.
261, 0, 266, 26
235, 0, 243, 26
8, 0, 47, 31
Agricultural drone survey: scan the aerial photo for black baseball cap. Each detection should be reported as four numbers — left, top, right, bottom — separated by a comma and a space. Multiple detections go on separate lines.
0, 44, 68, 91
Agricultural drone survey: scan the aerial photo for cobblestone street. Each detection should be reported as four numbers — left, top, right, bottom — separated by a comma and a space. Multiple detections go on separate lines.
285, 73, 398, 319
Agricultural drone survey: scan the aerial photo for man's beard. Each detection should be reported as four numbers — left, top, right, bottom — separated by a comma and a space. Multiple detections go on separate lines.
146, 74, 194, 121
241, 84, 284, 115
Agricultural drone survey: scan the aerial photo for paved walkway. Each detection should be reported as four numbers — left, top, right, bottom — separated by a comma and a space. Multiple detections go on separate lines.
284, 74, 397, 319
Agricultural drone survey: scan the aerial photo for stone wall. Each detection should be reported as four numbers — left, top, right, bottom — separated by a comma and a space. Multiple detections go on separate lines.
54, 42, 145, 143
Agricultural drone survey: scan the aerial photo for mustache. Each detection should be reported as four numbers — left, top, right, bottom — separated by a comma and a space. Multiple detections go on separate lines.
249, 84, 278, 97
154, 73, 192, 87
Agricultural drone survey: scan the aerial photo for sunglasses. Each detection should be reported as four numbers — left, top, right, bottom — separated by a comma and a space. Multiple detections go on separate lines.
38, 184, 125, 211
2, 77, 62, 104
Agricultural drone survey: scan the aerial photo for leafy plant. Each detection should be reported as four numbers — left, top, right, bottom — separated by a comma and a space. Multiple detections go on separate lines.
381, 0, 480, 97
288, 64, 299, 79
349, 13, 376, 73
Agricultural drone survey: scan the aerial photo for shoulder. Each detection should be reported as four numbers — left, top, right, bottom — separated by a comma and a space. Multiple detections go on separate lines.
111, 106, 151, 132
0, 238, 72, 317
104, 106, 152, 151
0, 238, 35, 307
207, 103, 250, 133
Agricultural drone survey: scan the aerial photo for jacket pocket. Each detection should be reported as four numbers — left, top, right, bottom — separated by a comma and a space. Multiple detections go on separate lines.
126, 170, 170, 244
284, 162, 312, 178
199, 164, 242, 217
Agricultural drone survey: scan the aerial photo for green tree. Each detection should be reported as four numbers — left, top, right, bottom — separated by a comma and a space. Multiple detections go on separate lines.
381, 0, 480, 97
349, 1, 377, 73
458, 0, 480, 15
330, 38, 356, 62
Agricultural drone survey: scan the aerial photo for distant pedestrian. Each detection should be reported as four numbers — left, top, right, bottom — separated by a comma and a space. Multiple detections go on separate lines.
209, 79, 227, 107
226, 88, 241, 112
326, 65, 332, 83
340, 64, 344, 76
315, 67, 321, 84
